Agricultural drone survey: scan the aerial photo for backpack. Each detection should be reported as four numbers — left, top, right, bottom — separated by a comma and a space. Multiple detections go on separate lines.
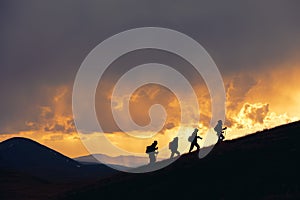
145, 145, 152, 153
168, 141, 172, 150
188, 135, 194, 142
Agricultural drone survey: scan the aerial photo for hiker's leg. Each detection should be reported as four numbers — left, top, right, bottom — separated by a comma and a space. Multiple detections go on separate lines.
170, 152, 175, 159
195, 143, 200, 150
149, 153, 155, 164
176, 150, 180, 156
189, 144, 194, 152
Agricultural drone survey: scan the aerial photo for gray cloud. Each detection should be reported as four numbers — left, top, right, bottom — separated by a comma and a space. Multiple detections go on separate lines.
1, 0, 300, 133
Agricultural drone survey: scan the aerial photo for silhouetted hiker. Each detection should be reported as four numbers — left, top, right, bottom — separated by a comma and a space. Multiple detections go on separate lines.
169, 137, 180, 159
146, 140, 158, 164
214, 120, 227, 142
188, 128, 202, 153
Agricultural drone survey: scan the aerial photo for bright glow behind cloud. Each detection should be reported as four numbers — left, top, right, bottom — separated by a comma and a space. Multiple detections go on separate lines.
0, 64, 300, 158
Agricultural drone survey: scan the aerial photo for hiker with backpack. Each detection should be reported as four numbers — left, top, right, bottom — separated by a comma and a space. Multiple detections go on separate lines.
146, 140, 159, 164
214, 120, 227, 142
169, 137, 180, 159
188, 128, 202, 153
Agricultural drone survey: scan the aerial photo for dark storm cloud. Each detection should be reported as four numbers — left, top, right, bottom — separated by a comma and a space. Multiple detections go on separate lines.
1, 0, 300, 133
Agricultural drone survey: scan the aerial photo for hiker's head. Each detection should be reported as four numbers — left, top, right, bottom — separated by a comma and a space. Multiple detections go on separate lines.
194, 128, 198, 132
174, 137, 178, 141
218, 120, 222, 124
153, 140, 158, 145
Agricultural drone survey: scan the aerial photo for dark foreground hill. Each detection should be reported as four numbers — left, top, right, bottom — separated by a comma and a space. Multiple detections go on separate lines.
61, 121, 300, 200
0, 137, 118, 199
1, 121, 300, 199
0, 137, 117, 181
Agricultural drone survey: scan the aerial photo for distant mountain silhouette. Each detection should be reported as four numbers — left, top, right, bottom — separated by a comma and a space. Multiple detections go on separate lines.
75, 153, 164, 168
0, 137, 117, 182
1, 121, 300, 199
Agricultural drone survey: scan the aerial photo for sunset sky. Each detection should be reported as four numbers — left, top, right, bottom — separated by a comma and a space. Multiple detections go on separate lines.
1, 1, 300, 159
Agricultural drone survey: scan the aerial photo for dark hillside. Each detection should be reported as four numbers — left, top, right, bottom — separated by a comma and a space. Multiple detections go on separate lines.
61, 121, 300, 199
0, 121, 299, 199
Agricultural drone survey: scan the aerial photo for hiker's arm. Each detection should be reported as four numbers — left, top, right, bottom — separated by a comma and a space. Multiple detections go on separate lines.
197, 136, 203, 139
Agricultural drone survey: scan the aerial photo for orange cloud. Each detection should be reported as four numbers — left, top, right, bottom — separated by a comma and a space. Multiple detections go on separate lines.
0, 86, 87, 158
1, 63, 300, 158
226, 102, 298, 139
25, 86, 75, 134
128, 84, 181, 133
